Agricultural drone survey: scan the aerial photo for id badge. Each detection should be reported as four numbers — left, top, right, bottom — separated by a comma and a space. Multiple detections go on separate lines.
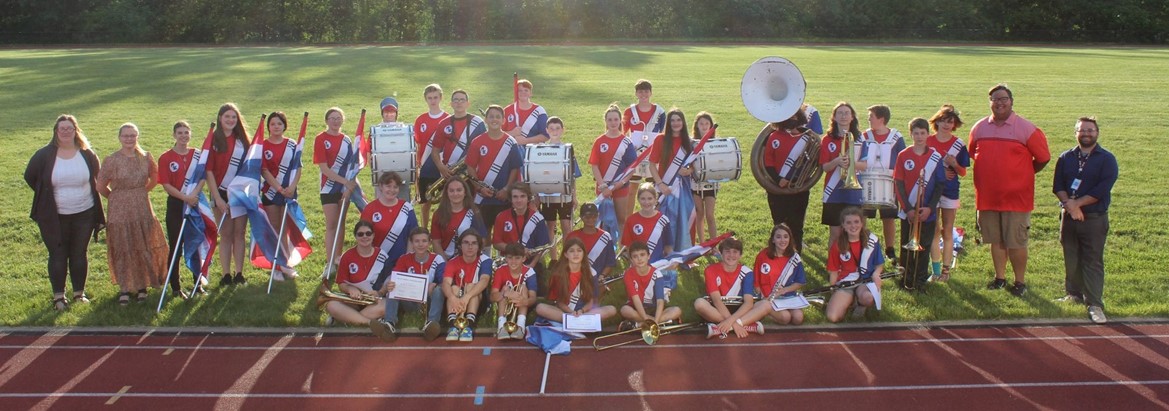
1070, 178, 1082, 192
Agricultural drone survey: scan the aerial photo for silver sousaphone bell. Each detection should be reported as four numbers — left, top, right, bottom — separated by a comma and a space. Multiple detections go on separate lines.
740, 56, 807, 123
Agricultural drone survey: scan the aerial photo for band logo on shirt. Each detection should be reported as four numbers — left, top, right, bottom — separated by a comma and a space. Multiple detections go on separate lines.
507, 114, 516, 123
841, 252, 852, 262
264, 150, 273, 160
904, 159, 916, 171
324, 140, 332, 150
771, 139, 781, 149
716, 277, 723, 287
420, 124, 429, 133
504, 221, 514, 232
600, 143, 610, 153
633, 224, 644, 235
479, 146, 489, 156
444, 125, 453, 134
348, 263, 359, 274
372, 212, 383, 223
169, 162, 180, 173
828, 142, 837, 152
760, 263, 772, 274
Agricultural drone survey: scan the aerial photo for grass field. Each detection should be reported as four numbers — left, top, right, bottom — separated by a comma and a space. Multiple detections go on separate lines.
1, 45, 1166, 328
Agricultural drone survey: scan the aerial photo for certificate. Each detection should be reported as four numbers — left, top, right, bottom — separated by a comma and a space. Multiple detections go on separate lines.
562, 313, 602, 332
770, 294, 810, 311
386, 271, 430, 303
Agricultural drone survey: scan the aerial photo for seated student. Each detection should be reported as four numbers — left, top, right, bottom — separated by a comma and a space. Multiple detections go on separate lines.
618, 241, 682, 330
566, 203, 617, 282
694, 237, 762, 339
741, 224, 807, 326
371, 227, 447, 342
492, 182, 551, 262
490, 242, 538, 340
895, 118, 946, 290
441, 230, 493, 342
430, 178, 487, 260
325, 220, 387, 326
825, 207, 886, 323
360, 171, 418, 289
534, 238, 617, 324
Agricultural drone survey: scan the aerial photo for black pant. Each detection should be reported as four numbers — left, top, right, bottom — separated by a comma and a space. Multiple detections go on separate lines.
40, 207, 96, 294
164, 196, 188, 290
766, 191, 810, 253
1061, 212, 1108, 308
900, 218, 937, 289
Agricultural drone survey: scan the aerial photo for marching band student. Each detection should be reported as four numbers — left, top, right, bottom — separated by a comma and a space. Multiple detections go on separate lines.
741, 224, 807, 326
619, 241, 682, 330
314, 107, 359, 276
206, 103, 251, 287
326, 220, 387, 327
158, 121, 202, 298
623, 79, 666, 176
926, 105, 969, 281
432, 89, 484, 184
694, 237, 761, 339
859, 105, 906, 261
566, 203, 617, 281
360, 171, 419, 288
621, 183, 673, 263
764, 106, 812, 253
441, 229, 494, 342
590, 103, 639, 234
535, 238, 617, 323
465, 105, 523, 233
648, 108, 695, 250
537, 116, 580, 260
414, 85, 450, 228
430, 178, 488, 260
504, 79, 550, 145
825, 207, 886, 323
490, 242, 538, 340
820, 102, 865, 248
895, 118, 947, 291
259, 112, 301, 281
375, 97, 414, 202
690, 111, 719, 245
492, 182, 551, 262
373, 227, 446, 342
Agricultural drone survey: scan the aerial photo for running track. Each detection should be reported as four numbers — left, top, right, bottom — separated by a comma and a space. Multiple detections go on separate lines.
2, 322, 1168, 410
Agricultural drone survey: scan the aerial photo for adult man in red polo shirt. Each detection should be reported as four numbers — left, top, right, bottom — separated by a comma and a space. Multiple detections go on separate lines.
968, 84, 1050, 297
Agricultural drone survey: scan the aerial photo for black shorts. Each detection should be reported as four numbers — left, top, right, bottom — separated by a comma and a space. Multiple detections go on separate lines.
691, 188, 718, 198
540, 201, 574, 221
863, 206, 898, 219
417, 176, 440, 203
260, 195, 276, 207
320, 191, 342, 205
821, 202, 855, 226
217, 188, 229, 203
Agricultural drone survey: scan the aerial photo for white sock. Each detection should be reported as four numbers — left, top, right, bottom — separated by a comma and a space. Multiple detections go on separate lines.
517, 315, 526, 325
498, 316, 506, 325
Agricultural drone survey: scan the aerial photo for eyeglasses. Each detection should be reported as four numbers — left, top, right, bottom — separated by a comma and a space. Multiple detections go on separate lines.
990, 97, 1011, 103
355, 231, 374, 238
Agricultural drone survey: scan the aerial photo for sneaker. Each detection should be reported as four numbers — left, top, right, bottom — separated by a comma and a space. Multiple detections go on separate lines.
324, 315, 335, 327
370, 319, 398, 342
459, 327, 474, 342
219, 274, 233, 287
422, 321, 441, 341
885, 247, 897, 261
511, 325, 526, 340
986, 278, 1008, 290
1009, 282, 1028, 297
1056, 294, 1084, 305
852, 306, 868, 320
706, 323, 722, 339
497, 325, 508, 341
744, 321, 765, 336
271, 271, 286, 282
445, 327, 460, 342
281, 267, 299, 280
1088, 306, 1108, 324
192, 283, 209, 295
617, 320, 635, 332
233, 272, 247, 285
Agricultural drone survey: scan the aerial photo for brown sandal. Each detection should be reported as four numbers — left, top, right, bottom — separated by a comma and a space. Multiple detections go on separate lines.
52, 296, 68, 311
940, 265, 952, 282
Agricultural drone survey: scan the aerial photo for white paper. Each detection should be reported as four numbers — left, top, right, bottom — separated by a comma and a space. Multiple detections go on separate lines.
771, 294, 810, 311
866, 282, 882, 310
386, 271, 430, 303
561, 313, 602, 332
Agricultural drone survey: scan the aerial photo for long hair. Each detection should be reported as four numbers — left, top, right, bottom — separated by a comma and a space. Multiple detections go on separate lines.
213, 103, 248, 152
826, 102, 860, 142
835, 207, 872, 258
692, 111, 716, 140
771, 104, 809, 132
118, 123, 146, 157
766, 224, 797, 259
50, 114, 91, 150
455, 228, 484, 258
551, 238, 595, 306
658, 108, 692, 166
434, 178, 479, 235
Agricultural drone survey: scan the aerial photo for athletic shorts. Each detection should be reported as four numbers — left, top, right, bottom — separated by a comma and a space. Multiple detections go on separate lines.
320, 191, 342, 205
821, 202, 855, 226
540, 201, 574, 221
939, 196, 960, 209
863, 206, 898, 219
978, 210, 1030, 249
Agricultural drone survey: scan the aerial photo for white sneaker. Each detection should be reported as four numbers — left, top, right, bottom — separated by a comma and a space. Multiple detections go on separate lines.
271, 271, 286, 282
512, 325, 526, 340
324, 315, 335, 327
1088, 306, 1108, 324
497, 325, 508, 340
281, 267, 299, 280
706, 323, 722, 339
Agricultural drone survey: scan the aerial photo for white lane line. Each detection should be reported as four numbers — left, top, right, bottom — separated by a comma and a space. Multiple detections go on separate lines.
911, 328, 1049, 409
836, 341, 875, 384
213, 335, 292, 411
30, 348, 117, 410
1, 380, 1168, 400
105, 386, 131, 405
0, 333, 64, 388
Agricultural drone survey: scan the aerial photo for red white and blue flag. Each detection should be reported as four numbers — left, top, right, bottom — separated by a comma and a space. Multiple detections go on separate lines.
180, 124, 220, 282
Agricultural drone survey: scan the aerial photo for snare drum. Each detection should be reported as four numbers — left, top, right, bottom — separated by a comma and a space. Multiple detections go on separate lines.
370, 123, 416, 185
859, 169, 896, 209
693, 137, 742, 183
523, 144, 575, 201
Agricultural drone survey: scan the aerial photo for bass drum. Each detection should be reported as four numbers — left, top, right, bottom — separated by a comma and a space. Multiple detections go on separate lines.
370, 123, 416, 185
860, 169, 896, 209
522, 143, 575, 202
749, 124, 823, 195
693, 137, 742, 183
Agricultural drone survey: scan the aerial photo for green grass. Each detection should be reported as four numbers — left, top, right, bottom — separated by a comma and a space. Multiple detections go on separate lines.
2, 45, 1166, 328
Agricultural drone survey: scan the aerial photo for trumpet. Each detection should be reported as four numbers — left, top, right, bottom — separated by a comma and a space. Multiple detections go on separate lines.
315, 279, 381, 308
839, 134, 862, 190
452, 288, 470, 331
501, 284, 525, 335
592, 320, 701, 351
903, 169, 928, 252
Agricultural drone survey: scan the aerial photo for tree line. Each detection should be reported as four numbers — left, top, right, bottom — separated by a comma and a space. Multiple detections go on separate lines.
3, 0, 1166, 44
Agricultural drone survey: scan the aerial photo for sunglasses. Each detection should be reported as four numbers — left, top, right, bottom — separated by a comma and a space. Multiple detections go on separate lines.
356, 231, 374, 238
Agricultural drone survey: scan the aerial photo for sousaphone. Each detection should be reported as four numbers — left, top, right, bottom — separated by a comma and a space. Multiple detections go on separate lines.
741, 56, 823, 194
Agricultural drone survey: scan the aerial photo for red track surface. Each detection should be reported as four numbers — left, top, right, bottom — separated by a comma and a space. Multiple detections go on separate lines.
2, 323, 1168, 410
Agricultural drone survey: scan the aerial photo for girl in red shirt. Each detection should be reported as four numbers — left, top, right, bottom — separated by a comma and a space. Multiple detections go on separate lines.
535, 238, 617, 323
205, 103, 250, 287
260, 112, 301, 280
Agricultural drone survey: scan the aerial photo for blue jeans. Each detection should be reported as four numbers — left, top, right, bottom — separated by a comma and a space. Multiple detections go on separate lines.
383, 285, 445, 324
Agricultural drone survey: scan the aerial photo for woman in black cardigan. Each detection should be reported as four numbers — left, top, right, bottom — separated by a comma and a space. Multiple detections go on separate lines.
24, 114, 106, 311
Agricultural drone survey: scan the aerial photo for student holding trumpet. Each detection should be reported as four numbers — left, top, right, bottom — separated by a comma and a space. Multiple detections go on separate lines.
491, 242, 538, 340
895, 118, 947, 291
441, 230, 494, 342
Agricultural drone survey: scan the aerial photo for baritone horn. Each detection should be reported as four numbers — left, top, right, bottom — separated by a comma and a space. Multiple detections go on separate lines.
315, 279, 380, 308
742, 56, 824, 195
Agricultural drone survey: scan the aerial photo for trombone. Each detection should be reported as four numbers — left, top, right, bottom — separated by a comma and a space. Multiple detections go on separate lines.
592, 320, 701, 351
903, 170, 928, 252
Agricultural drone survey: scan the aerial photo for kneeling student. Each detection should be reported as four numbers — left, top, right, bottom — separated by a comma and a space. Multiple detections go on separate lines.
619, 241, 682, 330
694, 238, 762, 338
741, 224, 807, 326
372, 227, 447, 342
325, 220, 387, 327
441, 230, 493, 342
491, 243, 538, 340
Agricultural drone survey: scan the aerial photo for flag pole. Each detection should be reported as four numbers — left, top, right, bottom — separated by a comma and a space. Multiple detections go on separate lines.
156, 218, 189, 313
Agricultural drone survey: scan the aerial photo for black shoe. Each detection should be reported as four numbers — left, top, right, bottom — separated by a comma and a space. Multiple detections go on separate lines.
219, 274, 233, 287
1009, 282, 1028, 297
233, 272, 247, 285
986, 278, 1007, 290
192, 284, 209, 295
885, 247, 897, 261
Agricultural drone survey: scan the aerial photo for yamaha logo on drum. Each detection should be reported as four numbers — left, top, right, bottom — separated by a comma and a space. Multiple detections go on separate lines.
904, 159, 916, 171
169, 162, 180, 173
600, 143, 610, 153
537, 151, 557, 157
633, 224, 644, 235
372, 212, 383, 223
